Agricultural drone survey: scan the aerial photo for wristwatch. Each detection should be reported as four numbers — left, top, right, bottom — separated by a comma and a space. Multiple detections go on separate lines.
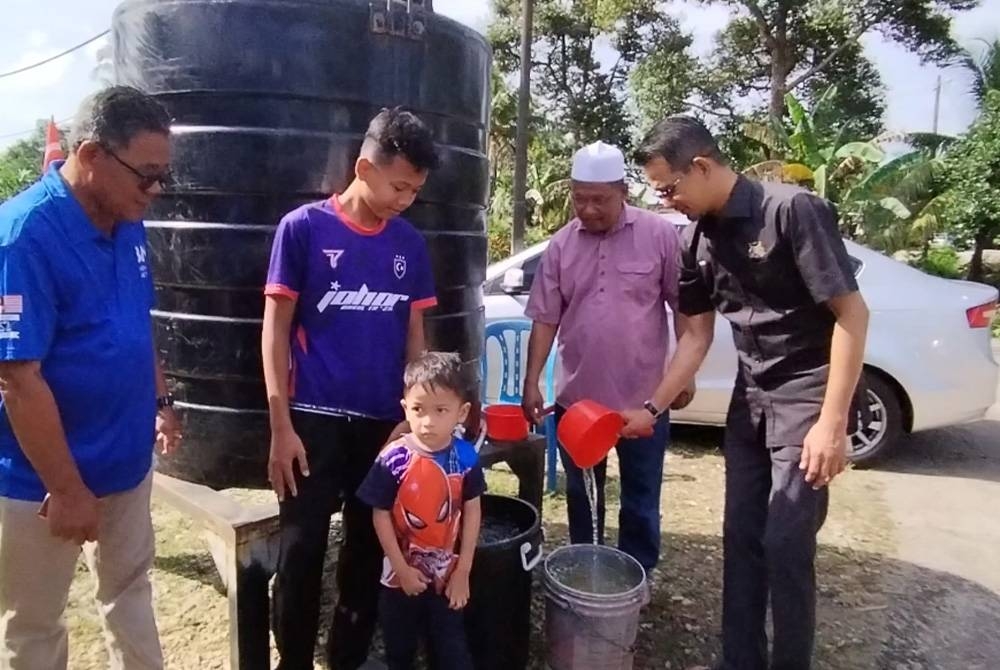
643, 400, 663, 419
157, 394, 175, 411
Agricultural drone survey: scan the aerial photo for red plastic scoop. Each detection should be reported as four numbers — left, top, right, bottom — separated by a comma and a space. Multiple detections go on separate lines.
557, 400, 626, 469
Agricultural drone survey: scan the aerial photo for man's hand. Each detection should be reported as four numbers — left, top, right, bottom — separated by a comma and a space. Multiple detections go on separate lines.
268, 425, 309, 502
397, 565, 430, 597
800, 416, 849, 490
521, 382, 545, 425
42, 487, 100, 545
671, 381, 697, 410
445, 566, 471, 609
155, 407, 183, 455
620, 409, 656, 439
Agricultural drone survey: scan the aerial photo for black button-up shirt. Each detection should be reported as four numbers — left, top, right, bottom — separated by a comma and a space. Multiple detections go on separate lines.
679, 176, 863, 447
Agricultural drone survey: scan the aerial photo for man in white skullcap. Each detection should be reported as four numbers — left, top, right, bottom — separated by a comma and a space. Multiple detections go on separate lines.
521, 140, 693, 572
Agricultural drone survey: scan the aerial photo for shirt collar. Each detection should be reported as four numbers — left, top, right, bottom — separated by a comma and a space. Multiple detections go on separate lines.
41, 161, 110, 242
716, 175, 754, 221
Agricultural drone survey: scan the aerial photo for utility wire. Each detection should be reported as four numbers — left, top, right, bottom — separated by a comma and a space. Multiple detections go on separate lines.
0, 116, 74, 141
0, 29, 110, 79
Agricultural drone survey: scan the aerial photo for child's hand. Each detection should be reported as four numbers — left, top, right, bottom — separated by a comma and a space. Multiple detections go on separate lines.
445, 567, 471, 610
398, 565, 430, 596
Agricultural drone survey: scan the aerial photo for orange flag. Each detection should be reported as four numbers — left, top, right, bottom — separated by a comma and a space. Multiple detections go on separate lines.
42, 117, 65, 171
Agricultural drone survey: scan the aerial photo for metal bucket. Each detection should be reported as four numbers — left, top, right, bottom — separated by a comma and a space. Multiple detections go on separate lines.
543, 544, 648, 670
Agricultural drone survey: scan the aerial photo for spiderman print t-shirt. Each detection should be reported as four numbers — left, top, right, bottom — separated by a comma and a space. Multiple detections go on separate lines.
358, 435, 486, 592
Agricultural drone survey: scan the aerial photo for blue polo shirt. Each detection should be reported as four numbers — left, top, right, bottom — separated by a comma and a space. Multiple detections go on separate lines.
0, 162, 157, 502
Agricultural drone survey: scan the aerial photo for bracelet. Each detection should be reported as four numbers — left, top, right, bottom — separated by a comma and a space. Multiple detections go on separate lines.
157, 394, 175, 411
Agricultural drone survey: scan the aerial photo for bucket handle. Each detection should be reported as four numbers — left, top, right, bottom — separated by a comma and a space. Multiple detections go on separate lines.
520, 541, 543, 572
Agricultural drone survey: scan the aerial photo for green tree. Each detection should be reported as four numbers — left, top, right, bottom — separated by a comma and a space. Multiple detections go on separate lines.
489, 0, 695, 149
486, 69, 574, 260
0, 124, 51, 202
486, 0, 697, 258
939, 90, 1000, 281
625, 0, 978, 135
953, 38, 1000, 105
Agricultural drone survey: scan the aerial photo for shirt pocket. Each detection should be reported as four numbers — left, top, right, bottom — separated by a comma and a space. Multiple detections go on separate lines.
746, 244, 798, 306
617, 260, 659, 303
55, 295, 116, 356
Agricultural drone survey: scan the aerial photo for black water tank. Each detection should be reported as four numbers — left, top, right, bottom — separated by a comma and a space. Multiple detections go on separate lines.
112, 0, 491, 489
468, 495, 542, 670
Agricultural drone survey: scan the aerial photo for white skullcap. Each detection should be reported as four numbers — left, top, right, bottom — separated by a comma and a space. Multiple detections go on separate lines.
570, 141, 626, 183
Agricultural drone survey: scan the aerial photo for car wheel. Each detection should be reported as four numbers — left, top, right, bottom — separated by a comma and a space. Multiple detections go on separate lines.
848, 371, 904, 468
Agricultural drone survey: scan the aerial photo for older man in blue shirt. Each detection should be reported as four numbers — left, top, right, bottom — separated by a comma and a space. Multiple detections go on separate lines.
0, 87, 180, 670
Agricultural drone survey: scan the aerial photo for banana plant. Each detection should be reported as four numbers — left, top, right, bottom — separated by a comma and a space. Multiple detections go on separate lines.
740, 85, 956, 249
741, 86, 885, 202
525, 149, 573, 236
838, 135, 954, 247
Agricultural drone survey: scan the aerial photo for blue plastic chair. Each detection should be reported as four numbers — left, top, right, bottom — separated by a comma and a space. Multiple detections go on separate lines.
481, 320, 560, 492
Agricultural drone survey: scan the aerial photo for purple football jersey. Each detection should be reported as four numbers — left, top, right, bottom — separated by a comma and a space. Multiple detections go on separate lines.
265, 196, 437, 420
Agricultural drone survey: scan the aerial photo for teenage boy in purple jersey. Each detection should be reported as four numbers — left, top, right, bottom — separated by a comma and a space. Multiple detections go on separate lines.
262, 107, 440, 670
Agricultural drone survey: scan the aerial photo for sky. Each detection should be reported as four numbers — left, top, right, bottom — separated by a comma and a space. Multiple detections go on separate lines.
0, 0, 998, 149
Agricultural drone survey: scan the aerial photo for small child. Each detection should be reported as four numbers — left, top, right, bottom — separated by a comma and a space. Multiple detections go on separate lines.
357, 351, 485, 670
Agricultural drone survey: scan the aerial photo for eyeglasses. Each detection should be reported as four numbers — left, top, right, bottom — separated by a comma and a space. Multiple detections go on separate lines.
103, 147, 172, 192
654, 173, 686, 201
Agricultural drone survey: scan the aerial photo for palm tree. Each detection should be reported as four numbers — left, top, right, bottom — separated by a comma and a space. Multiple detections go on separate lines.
952, 38, 1000, 107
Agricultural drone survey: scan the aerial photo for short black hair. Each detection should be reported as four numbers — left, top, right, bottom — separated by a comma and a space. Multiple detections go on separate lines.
362, 106, 441, 171
634, 116, 726, 169
69, 86, 171, 151
404, 351, 465, 399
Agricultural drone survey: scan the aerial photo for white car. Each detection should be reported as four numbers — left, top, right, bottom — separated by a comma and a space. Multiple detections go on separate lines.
483, 233, 999, 465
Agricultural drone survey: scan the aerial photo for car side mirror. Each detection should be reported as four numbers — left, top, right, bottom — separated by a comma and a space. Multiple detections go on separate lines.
502, 268, 526, 294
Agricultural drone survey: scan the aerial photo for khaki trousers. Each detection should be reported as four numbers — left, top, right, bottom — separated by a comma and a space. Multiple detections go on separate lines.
0, 470, 162, 669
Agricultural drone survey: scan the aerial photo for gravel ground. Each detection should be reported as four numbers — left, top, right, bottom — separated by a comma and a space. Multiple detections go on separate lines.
62, 426, 973, 669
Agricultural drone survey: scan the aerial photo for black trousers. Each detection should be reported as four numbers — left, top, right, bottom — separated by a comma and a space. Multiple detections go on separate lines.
721, 421, 829, 670
273, 410, 397, 670
379, 587, 473, 670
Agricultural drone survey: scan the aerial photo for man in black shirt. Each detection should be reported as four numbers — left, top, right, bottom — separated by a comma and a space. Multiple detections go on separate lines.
622, 117, 870, 670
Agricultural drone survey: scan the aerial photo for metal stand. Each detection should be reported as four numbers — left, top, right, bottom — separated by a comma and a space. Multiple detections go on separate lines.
152, 473, 280, 670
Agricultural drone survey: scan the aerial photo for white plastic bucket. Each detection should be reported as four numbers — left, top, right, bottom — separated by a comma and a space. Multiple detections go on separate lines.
543, 544, 648, 670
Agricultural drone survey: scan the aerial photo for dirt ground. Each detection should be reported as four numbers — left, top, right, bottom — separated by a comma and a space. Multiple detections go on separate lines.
63, 418, 1000, 669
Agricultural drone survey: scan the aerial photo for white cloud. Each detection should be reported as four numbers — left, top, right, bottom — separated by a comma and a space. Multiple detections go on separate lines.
433, 0, 491, 32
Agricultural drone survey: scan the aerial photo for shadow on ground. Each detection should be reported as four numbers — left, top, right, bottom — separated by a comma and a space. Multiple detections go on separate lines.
673, 418, 1000, 485
529, 525, 1000, 670
154, 552, 226, 595
671, 424, 725, 452
874, 420, 1000, 483
145, 428, 1000, 669
161, 512, 1000, 669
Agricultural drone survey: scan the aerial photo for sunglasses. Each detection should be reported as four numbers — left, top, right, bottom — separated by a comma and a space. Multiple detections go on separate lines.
104, 147, 173, 192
